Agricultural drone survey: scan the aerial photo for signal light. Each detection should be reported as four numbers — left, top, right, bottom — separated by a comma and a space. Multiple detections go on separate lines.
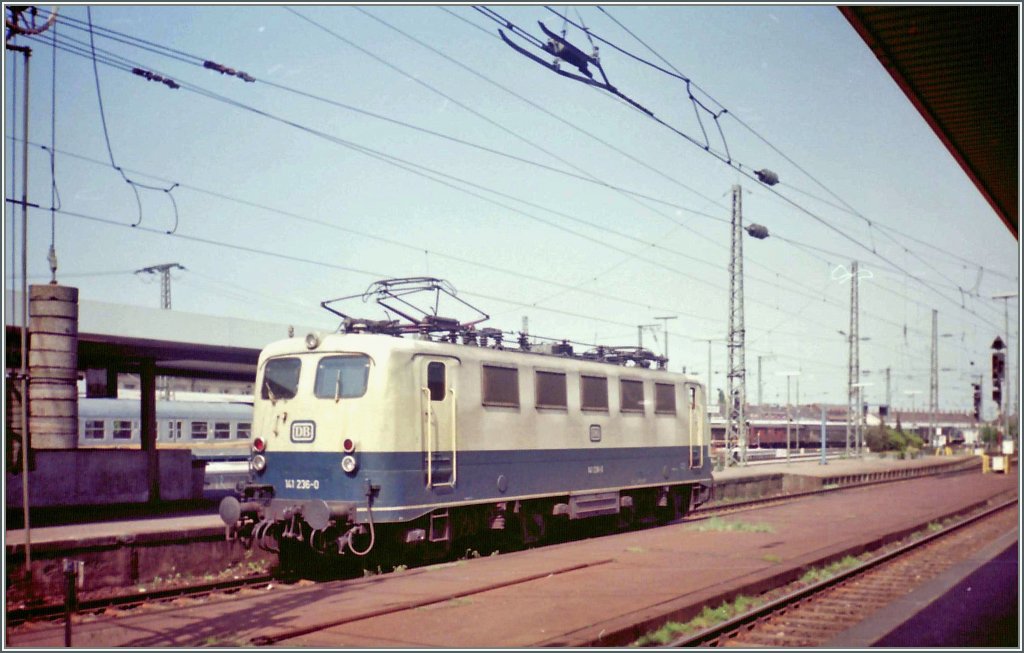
343, 438, 355, 453
253, 437, 266, 453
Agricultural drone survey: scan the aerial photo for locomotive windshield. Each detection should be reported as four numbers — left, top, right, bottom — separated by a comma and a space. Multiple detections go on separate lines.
262, 357, 301, 400
314, 355, 371, 399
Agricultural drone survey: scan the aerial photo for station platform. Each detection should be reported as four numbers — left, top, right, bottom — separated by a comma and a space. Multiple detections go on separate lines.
7, 458, 1016, 648
4, 453, 989, 599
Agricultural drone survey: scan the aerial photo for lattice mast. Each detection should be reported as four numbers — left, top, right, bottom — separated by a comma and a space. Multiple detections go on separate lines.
726, 185, 748, 465
847, 261, 860, 457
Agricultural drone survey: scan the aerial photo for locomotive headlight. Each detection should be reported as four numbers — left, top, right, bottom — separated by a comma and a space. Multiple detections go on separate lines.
251, 454, 267, 472
305, 332, 321, 350
341, 455, 358, 474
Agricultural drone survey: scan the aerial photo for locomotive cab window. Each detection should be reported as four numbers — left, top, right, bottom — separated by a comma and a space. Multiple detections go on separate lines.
427, 362, 446, 401
536, 371, 567, 410
655, 383, 676, 415
262, 357, 301, 400
314, 355, 371, 399
620, 379, 645, 414
689, 386, 698, 410
482, 364, 519, 408
581, 375, 609, 412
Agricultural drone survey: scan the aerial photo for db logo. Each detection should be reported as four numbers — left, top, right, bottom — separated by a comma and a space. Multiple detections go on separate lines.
290, 421, 316, 443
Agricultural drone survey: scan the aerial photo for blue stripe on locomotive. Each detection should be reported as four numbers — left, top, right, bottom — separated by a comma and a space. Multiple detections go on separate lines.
256, 445, 711, 522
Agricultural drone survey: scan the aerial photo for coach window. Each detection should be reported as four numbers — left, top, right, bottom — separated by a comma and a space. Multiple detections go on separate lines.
214, 422, 232, 439
112, 420, 133, 440
167, 420, 183, 441
237, 422, 251, 439
427, 362, 446, 401
314, 355, 371, 399
262, 357, 301, 400
482, 364, 519, 408
655, 383, 676, 415
84, 419, 105, 440
535, 371, 567, 410
620, 379, 645, 414
191, 421, 209, 440
580, 375, 608, 412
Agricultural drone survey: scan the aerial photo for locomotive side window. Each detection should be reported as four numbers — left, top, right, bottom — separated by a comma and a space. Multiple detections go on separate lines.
191, 421, 209, 440
427, 362, 446, 401
620, 379, 645, 413
535, 371, 567, 410
214, 422, 231, 439
581, 375, 609, 412
84, 419, 105, 440
482, 364, 520, 408
262, 357, 301, 400
314, 355, 371, 399
655, 383, 676, 415
689, 386, 697, 410
237, 422, 251, 439
112, 420, 133, 440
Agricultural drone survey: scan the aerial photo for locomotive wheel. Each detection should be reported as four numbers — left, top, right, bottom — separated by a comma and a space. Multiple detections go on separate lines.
277, 537, 307, 578
517, 510, 547, 547
616, 497, 637, 531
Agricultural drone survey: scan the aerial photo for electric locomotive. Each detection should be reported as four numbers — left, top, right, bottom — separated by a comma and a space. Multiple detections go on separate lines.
221, 278, 713, 565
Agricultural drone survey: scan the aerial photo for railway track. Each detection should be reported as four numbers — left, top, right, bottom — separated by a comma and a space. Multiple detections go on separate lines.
5, 573, 277, 627
666, 496, 1018, 647
5, 471, 1014, 648
4, 457, 982, 629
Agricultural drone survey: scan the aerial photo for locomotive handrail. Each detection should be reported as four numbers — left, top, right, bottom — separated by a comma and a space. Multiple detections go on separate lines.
449, 388, 457, 487
422, 386, 434, 489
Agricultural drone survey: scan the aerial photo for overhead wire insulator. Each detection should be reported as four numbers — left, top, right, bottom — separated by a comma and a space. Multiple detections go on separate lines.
203, 60, 256, 83
755, 169, 779, 186
746, 223, 770, 240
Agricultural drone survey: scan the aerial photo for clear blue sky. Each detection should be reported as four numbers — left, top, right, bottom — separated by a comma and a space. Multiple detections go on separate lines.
3, 4, 1019, 415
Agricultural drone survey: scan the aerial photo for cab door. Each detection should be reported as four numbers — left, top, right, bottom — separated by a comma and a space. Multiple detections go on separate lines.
419, 356, 459, 488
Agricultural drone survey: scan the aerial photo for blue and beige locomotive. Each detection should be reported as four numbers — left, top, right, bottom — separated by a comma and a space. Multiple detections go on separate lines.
221, 278, 713, 564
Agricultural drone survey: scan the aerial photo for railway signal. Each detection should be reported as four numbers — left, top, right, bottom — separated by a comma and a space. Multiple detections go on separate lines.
991, 337, 1005, 405
972, 383, 982, 421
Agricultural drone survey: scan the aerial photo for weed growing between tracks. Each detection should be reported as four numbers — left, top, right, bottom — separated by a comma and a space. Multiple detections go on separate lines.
684, 517, 775, 533
798, 555, 866, 584
631, 595, 762, 646
631, 510, 989, 646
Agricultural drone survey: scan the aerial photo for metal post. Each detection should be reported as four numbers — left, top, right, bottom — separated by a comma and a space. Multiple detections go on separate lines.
786, 375, 791, 465
820, 404, 828, 465
655, 316, 676, 364
16, 44, 33, 582
726, 185, 748, 466
930, 310, 938, 448
846, 261, 860, 459
706, 340, 712, 404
